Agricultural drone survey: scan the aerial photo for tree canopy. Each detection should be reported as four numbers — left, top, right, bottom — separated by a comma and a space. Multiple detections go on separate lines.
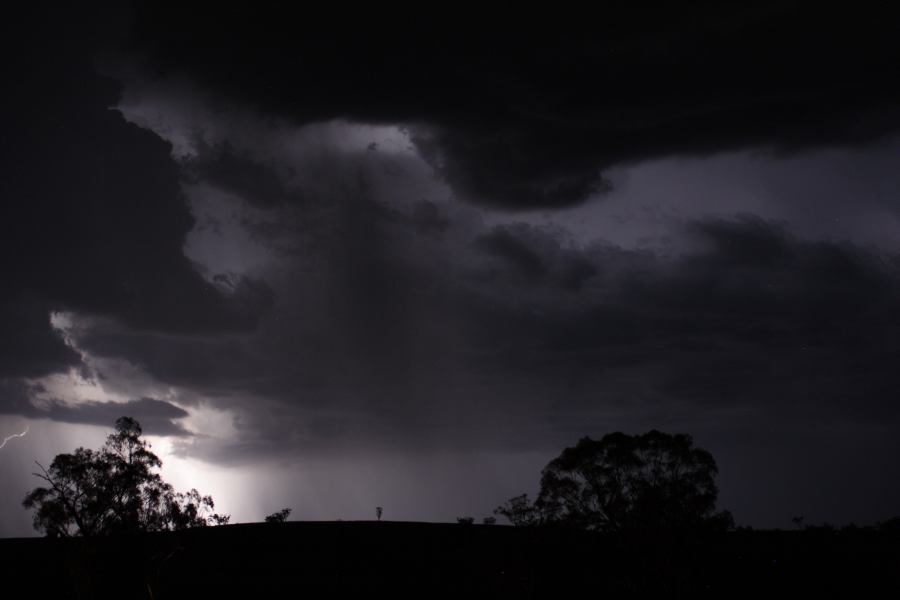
22, 416, 228, 537
496, 430, 733, 534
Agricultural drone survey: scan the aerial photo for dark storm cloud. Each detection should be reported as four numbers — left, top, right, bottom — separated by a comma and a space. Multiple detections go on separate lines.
122, 4, 900, 208
0, 22, 272, 380
640, 216, 896, 340
185, 141, 295, 208
67, 186, 900, 462
475, 227, 548, 282
0, 297, 81, 378
463, 215, 900, 419
474, 224, 598, 290
0, 380, 189, 436
411, 201, 451, 236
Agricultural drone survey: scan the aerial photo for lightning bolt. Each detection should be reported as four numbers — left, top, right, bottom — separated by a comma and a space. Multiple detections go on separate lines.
0, 426, 28, 450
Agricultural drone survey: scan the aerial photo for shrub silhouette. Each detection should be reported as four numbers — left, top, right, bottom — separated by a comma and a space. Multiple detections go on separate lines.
265, 508, 292, 523
22, 416, 228, 536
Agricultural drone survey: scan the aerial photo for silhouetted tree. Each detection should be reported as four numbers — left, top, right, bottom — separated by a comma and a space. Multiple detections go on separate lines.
456, 516, 474, 525
497, 430, 733, 534
878, 516, 900, 532
22, 417, 228, 536
265, 508, 292, 523
494, 493, 541, 527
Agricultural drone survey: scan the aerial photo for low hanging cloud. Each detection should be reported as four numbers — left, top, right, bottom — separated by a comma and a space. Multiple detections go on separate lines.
0, 380, 190, 436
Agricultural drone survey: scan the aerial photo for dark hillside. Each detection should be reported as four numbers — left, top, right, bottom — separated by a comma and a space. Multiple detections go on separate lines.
1, 522, 898, 598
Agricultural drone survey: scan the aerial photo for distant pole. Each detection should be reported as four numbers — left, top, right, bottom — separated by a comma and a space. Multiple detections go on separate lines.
376, 506, 383, 521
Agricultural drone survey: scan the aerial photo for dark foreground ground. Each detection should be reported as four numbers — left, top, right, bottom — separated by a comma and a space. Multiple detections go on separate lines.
1, 521, 898, 598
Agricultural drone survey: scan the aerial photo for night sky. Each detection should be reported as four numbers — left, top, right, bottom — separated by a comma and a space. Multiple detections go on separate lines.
3, 4, 900, 536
